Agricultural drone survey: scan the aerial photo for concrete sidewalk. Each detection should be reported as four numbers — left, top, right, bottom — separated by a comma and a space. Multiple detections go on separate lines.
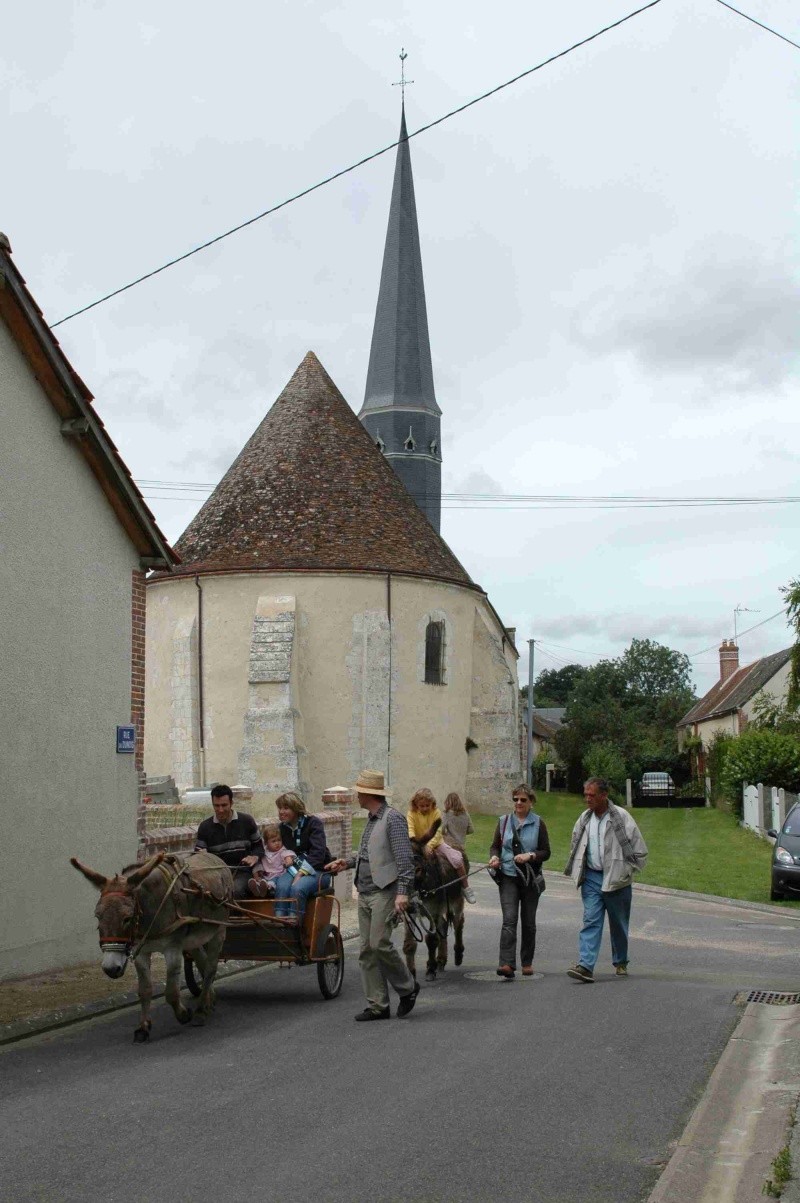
648, 1000, 800, 1202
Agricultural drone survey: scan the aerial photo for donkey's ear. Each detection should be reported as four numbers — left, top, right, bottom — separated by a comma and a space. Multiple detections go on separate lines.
126, 851, 165, 887
70, 858, 108, 890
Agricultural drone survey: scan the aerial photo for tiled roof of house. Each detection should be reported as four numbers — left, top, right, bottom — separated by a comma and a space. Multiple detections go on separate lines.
170, 351, 474, 586
679, 647, 792, 726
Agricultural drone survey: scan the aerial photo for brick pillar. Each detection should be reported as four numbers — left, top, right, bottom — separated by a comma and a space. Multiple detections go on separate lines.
132, 569, 147, 858
322, 786, 354, 900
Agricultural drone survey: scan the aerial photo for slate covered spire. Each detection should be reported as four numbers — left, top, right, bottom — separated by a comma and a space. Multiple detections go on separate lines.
359, 104, 442, 532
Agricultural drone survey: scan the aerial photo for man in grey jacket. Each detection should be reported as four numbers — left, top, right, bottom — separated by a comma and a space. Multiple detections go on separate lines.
327, 769, 420, 1021
564, 777, 648, 983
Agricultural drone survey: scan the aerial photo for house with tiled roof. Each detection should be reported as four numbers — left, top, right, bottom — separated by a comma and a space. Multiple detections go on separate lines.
145, 109, 520, 813
677, 640, 793, 773
0, 233, 177, 979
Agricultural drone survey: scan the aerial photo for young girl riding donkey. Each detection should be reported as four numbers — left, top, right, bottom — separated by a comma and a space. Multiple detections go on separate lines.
406, 788, 476, 904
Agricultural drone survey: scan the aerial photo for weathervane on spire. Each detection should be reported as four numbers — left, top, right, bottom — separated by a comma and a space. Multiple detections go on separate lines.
392, 48, 414, 105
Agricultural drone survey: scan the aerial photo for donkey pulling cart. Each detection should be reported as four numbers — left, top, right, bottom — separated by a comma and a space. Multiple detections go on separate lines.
183, 884, 345, 1001
71, 851, 345, 1042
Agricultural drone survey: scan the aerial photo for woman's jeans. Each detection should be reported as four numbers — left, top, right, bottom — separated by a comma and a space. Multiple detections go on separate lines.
498, 873, 540, 968
273, 870, 331, 919
578, 868, 632, 969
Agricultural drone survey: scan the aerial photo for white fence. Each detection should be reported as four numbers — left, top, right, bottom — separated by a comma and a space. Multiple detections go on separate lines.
742, 783, 799, 838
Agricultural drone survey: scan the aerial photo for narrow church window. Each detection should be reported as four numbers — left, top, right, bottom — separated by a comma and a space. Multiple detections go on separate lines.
424, 620, 445, 685
375, 433, 386, 452
429, 437, 438, 456
404, 428, 416, 452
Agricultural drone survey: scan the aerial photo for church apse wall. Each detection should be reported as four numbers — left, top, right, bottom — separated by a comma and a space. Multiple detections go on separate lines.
145, 570, 519, 812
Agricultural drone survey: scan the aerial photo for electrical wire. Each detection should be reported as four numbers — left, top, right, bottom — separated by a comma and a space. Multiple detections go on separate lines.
715, 0, 800, 51
686, 610, 786, 658
50, 0, 663, 328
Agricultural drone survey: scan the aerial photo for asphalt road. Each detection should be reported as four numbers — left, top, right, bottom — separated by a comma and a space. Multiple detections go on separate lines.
2, 872, 799, 1203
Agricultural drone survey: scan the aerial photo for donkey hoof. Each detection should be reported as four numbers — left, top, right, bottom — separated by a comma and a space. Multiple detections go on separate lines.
133, 1027, 151, 1044
177, 1008, 193, 1026
425, 969, 437, 982
190, 1011, 207, 1027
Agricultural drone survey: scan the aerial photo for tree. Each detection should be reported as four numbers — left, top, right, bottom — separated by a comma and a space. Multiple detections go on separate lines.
554, 639, 695, 790
721, 730, 800, 817
521, 664, 588, 708
782, 578, 800, 709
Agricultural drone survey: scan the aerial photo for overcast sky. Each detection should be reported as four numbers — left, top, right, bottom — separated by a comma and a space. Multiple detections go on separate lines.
4, 0, 798, 695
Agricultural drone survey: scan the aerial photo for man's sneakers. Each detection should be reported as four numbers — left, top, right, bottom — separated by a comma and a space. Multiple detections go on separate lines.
615, 962, 629, 977
397, 980, 421, 1017
496, 964, 515, 979
354, 1007, 390, 1022
463, 886, 477, 904
521, 966, 534, 977
567, 964, 594, 983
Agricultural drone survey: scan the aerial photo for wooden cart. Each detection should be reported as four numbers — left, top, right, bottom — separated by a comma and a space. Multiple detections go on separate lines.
183, 885, 344, 1000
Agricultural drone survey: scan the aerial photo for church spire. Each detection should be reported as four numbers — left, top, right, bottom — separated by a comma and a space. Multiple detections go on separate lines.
359, 67, 442, 532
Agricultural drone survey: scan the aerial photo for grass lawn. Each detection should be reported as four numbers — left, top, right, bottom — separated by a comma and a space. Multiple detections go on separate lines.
355, 793, 793, 908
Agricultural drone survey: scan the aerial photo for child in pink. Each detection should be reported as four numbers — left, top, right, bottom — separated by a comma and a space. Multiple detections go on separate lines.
248, 823, 286, 898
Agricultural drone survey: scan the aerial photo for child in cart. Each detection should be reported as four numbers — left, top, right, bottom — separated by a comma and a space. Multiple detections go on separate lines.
248, 823, 286, 898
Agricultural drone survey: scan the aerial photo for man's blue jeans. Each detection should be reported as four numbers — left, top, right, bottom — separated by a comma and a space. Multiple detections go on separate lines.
273, 870, 331, 920
578, 868, 632, 970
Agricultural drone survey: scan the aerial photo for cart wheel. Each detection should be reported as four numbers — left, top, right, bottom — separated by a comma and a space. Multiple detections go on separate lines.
316, 924, 344, 999
183, 953, 201, 997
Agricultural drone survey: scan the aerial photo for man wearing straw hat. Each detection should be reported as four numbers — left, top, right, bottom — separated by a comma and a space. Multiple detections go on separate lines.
326, 769, 420, 1021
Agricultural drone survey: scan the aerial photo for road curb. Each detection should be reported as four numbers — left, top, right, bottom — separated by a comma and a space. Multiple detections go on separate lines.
0, 922, 360, 1048
647, 1003, 800, 1202
541, 870, 800, 920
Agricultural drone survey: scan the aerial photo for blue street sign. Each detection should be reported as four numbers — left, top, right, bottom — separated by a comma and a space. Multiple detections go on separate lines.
116, 725, 136, 753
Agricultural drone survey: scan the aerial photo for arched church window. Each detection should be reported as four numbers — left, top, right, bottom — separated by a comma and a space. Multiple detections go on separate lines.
429, 437, 438, 456
404, 428, 416, 452
424, 619, 445, 685
375, 433, 385, 452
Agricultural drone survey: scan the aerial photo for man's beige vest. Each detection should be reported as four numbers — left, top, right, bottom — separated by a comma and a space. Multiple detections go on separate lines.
357, 806, 401, 890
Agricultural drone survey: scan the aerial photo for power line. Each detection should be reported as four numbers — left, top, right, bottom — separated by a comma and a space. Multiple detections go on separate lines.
687, 609, 786, 658
715, 0, 800, 51
50, 0, 663, 328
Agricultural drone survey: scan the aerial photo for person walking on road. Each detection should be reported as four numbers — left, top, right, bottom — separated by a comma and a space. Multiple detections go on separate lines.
564, 777, 648, 983
487, 784, 551, 980
326, 769, 420, 1022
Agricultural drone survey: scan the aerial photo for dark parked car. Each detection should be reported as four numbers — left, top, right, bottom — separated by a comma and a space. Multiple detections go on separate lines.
768, 802, 800, 901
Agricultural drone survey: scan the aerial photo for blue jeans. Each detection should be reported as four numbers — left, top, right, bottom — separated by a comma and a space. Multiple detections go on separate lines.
273, 870, 331, 919
578, 869, 632, 970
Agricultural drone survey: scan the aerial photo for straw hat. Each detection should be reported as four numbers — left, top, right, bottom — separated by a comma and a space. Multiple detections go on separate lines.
355, 769, 391, 797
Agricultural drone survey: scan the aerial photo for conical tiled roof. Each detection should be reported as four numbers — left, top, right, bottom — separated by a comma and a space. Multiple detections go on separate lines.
170, 352, 472, 585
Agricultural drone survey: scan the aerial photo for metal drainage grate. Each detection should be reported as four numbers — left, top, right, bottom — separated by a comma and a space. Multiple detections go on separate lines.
736, 990, 800, 1006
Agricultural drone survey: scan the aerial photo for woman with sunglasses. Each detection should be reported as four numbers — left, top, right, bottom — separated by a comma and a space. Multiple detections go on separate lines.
487, 784, 550, 979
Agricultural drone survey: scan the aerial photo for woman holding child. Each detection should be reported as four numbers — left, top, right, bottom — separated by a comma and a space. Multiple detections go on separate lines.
268, 793, 331, 924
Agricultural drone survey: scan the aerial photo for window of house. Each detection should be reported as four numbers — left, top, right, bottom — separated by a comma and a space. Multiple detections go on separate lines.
424, 620, 445, 685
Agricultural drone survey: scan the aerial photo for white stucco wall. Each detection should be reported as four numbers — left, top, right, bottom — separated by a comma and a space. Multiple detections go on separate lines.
0, 322, 140, 979
145, 570, 520, 812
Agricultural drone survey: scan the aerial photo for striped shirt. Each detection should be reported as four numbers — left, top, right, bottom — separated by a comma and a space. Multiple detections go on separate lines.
195, 810, 264, 867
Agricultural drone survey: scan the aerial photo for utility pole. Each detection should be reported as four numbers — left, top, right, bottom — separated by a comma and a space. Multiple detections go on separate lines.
526, 639, 535, 789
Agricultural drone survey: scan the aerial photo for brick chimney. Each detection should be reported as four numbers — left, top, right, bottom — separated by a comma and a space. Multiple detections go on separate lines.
719, 639, 739, 683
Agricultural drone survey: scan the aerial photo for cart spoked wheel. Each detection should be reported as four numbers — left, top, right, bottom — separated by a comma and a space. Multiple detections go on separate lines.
183, 953, 201, 998
316, 924, 344, 999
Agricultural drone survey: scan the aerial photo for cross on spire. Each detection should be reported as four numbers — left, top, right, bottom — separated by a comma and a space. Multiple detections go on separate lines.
392, 48, 414, 105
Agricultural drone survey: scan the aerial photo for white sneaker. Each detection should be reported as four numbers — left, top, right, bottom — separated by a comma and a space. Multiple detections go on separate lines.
464, 886, 477, 904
